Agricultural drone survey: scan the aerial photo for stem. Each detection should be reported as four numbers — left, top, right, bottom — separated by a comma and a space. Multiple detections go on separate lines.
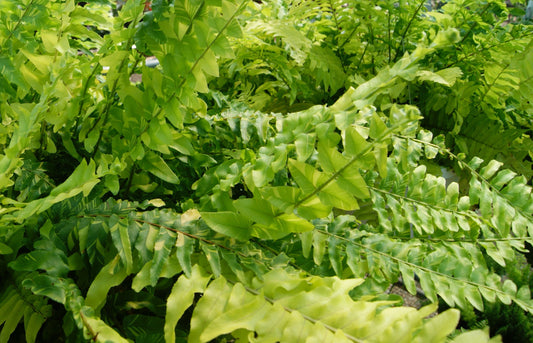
79, 312, 99, 342
368, 186, 480, 221
153, 0, 248, 118
394, 0, 427, 61
328, 0, 347, 74
229, 278, 365, 343
338, 23, 361, 52
445, 34, 530, 68
178, 0, 247, 91
80, 213, 245, 257
402, 236, 533, 243
0, 0, 35, 54
74, 60, 101, 140
317, 228, 519, 300
397, 135, 533, 224
89, 6, 145, 158
293, 117, 415, 209
356, 42, 369, 70
456, 2, 492, 46
479, 63, 510, 104
388, 10, 392, 64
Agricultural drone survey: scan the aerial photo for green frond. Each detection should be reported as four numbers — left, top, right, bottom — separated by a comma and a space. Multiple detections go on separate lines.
0, 285, 51, 343
181, 268, 461, 343
2, 0, 533, 341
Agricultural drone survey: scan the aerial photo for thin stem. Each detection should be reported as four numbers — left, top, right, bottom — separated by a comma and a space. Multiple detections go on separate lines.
229, 278, 365, 343
479, 63, 510, 104
456, 2, 491, 46
80, 213, 244, 257
356, 41, 369, 70
250, 238, 303, 270
369, 186, 481, 221
397, 135, 533, 224
394, 0, 427, 61
153, 0, 248, 118
338, 23, 361, 51
79, 312, 99, 342
402, 236, 533, 243
293, 117, 415, 209
73, 59, 102, 143
328, 0, 347, 74
89, 6, 145, 158
0, 0, 35, 54
445, 34, 531, 68
388, 10, 392, 64
317, 228, 518, 300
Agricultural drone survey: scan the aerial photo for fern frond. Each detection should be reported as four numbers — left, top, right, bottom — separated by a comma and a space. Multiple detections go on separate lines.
181, 268, 462, 343
300, 225, 533, 314
0, 286, 51, 343
246, 19, 312, 65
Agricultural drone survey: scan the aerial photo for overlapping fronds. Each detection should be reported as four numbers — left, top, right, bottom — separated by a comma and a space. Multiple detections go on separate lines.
1, 0, 533, 341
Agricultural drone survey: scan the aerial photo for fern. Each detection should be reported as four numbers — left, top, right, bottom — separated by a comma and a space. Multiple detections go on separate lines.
2, 0, 533, 341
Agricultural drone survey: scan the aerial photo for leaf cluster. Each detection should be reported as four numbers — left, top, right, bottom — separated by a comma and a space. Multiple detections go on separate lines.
0, 0, 532, 342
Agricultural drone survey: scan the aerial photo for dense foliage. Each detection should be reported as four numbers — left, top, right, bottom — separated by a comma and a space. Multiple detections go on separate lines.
1, 0, 533, 341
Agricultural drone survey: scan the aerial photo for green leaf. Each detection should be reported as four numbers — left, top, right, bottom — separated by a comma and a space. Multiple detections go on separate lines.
234, 197, 277, 227
150, 229, 176, 285
344, 126, 370, 158
287, 159, 318, 195
201, 244, 222, 277
131, 254, 182, 292
313, 231, 328, 265
0, 56, 29, 92
80, 308, 130, 343
328, 236, 343, 276
294, 133, 316, 161
9, 248, 70, 276
0, 243, 13, 255
412, 309, 460, 343
175, 233, 195, 277
288, 159, 358, 211
85, 255, 129, 312
418, 271, 438, 303
417, 67, 463, 87
272, 213, 314, 234
317, 142, 347, 173
299, 231, 313, 259
369, 113, 388, 140
201, 211, 252, 241
417, 70, 453, 86
399, 264, 417, 295
24, 307, 49, 343
109, 215, 134, 273
142, 119, 175, 155
138, 151, 180, 184
0, 298, 24, 343
259, 186, 300, 212
165, 266, 211, 343
319, 181, 359, 211
337, 169, 370, 200
480, 160, 503, 180
104, 174, 120, 195
22, 275, 67, 305
374, 142, 388, 178
450, 328, 500, 343
464, 285, 484, 312
503, 279, 517, 296
16, 159, 100, 220
297, 195, 332, 220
